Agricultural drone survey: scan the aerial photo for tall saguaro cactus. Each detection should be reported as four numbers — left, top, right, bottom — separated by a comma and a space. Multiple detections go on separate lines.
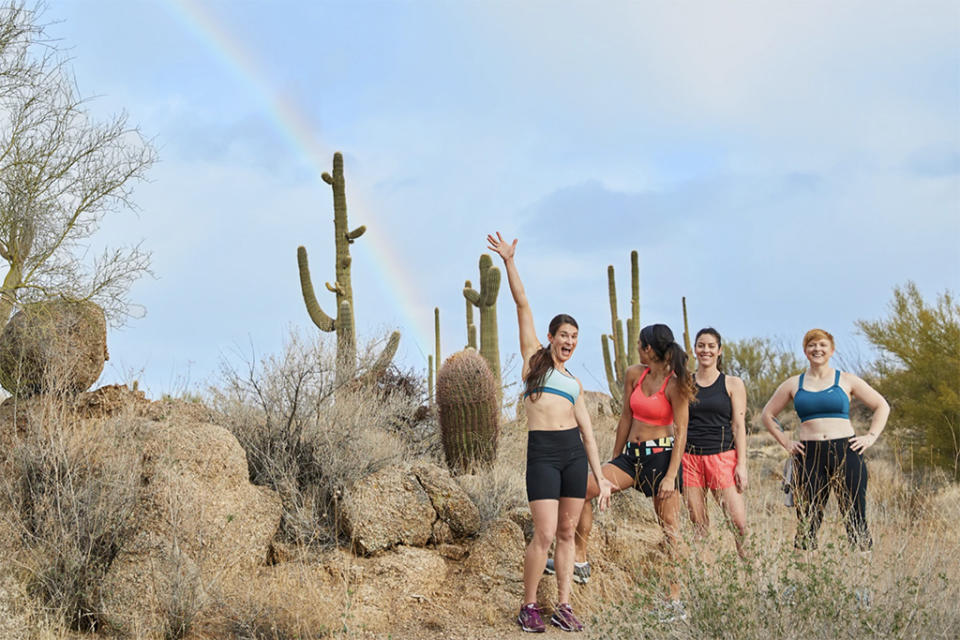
682, 296, 693, 364
464, 280, 477, 349
463, 255, 500, 389
297, 151, 400, 386
601, 250, 640, 408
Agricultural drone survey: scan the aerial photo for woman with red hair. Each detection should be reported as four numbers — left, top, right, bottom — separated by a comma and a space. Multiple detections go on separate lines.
761, 329, 889, 550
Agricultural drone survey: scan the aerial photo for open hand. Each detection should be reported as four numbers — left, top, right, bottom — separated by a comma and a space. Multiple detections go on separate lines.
486, 232, 517, 261
596, 477, 613, 511
849, 433, 878, 453
734, 463, 748, 493
657, 474, 677, 500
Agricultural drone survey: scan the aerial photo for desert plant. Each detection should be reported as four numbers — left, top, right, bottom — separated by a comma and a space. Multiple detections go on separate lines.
3, 406, 141, 631
464, 279, 478, 349
681, 296, 693, 363
463, 255, 501, 387
436, 349, 500, 473
601, 250, 640, 407
296, 151, 400, 387
210, 330, 424, 546
724, 336, 804, 430
858, 282, 960, 478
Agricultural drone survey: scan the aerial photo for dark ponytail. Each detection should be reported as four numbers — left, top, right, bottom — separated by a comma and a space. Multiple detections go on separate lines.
639, 324, 696, 403
524, 314, 578, 400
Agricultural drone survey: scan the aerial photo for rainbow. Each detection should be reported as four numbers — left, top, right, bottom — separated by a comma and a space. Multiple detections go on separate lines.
164, 0, 434, 358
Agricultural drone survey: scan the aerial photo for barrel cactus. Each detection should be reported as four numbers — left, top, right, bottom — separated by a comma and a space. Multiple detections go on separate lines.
437, 349, 500, 473
0, 299, 108, 395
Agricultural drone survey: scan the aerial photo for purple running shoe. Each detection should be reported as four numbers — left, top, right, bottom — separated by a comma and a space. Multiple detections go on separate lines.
550, 603, 584, 632
517, 603, 546, 633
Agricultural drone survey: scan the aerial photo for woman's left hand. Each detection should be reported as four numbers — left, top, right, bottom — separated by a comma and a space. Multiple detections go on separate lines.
597, 477, 613, 511
734, 463, 749, 493
850, 432, 878, 453
657, 473, 677, 500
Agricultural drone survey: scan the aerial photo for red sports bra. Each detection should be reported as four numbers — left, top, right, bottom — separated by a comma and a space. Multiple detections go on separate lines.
630, 368, 674, 426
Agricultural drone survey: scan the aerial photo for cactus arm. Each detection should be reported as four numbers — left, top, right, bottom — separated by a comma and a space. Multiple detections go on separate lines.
428, 355, 434, 403
602, 335, 618, 397
370, 330, 400, 376
297, 246, 335, 332
682, 296, 692, 361
321, 172, 333, 184
614, 319, 626, 383
480, 265, 501, 308
463, 286, 480, 306
607, 265, 619, 337
347, 225, 366, 242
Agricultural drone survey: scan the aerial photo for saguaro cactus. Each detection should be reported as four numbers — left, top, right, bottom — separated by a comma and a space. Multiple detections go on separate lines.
601, 250, 640, 408
437, 349, 500, 473
297, 152, 400, 386
463, 255, 500, 389
682, 296, 694, 365
464, 280, 477, 349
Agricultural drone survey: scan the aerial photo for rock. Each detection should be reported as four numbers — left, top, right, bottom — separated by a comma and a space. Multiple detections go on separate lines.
0, 300, 108, 395
465, 518, 525, 594
99, 419, 282, 632
506, 506, 534, 543
581, 390, 615, 418
340, 465, 435, 555
414, 462, 481, 538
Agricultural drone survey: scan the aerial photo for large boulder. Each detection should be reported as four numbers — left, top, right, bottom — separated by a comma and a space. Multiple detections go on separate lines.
413, 462, 481, 537
0, 300, 108, 395
340, 465, 436, 555
98, 418, 282, 633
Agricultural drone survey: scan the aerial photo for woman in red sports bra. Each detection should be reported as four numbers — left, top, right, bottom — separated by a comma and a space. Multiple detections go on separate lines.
573, 323, 696, 605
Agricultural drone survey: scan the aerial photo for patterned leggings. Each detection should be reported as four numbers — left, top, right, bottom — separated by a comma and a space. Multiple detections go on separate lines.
793, 437, 872, 551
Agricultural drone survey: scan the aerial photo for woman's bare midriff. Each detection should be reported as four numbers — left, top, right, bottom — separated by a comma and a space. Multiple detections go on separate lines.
796, 417, 856, 441
628, 419, 675, 443
524, 394, 577, 431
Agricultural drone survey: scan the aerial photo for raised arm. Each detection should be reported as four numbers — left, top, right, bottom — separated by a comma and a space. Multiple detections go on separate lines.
487, 232, 540, 364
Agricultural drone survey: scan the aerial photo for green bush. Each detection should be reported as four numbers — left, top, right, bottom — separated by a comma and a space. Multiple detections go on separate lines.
723, 337, 804, 430
858, 282, 960, 479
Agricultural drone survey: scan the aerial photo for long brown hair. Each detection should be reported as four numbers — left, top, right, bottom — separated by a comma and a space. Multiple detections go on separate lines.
639, 324, 696, 403
695, 326, 723, 371
524, 314, 577, 401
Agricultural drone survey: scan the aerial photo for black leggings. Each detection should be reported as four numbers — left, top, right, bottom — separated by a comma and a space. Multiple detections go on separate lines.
526, 427, 588, 502
793, 437, 872, 550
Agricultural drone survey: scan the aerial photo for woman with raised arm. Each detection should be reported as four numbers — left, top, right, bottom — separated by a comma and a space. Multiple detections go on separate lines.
761, 328, 889, 551
683, 328, 750, 559
573, 323, 696, 616
487, 232, 612, 634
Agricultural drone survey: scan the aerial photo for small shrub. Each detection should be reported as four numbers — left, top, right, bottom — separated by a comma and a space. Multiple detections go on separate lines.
2, 403, 141, 631
210, 330, 429, 546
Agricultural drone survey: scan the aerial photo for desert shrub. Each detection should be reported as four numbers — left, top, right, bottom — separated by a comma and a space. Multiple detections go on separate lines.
210, 330, 430, 546
1, 404, 141, 631
723, 336, 804, 431
858, 282, 960, 479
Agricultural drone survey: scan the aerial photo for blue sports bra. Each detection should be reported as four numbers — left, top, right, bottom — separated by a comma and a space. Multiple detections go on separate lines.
524, 367, 580, 405
794, 370, 850, 422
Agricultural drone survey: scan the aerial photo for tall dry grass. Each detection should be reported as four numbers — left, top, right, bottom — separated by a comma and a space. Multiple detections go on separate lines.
590, 439, 960, 639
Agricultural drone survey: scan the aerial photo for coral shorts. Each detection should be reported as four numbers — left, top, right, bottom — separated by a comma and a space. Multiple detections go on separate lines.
682, 449, 738, 490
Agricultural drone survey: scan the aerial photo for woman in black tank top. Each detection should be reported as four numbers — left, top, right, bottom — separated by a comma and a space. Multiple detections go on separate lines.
684, 328, 750, 559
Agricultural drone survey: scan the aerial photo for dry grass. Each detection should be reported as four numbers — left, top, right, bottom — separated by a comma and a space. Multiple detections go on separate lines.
0, 396, 142, 633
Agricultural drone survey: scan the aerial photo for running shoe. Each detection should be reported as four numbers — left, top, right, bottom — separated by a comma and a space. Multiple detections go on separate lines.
543, 559, 591, 584
550, 603, 584, 632
517, 603, 546, 633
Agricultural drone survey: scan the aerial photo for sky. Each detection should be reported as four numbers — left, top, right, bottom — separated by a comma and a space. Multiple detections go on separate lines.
26, 0, 960, 397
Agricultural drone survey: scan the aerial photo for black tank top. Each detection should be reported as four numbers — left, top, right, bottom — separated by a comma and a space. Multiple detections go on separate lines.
687, 373, 734, 455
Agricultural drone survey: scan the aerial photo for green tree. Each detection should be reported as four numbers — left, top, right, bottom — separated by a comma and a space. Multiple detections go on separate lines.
723, 336, 804, 431
0, 3, 155, 327
857, 282, 960, 478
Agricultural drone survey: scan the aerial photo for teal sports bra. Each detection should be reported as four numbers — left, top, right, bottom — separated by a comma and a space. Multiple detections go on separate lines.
524, 367, 580, 405
794, 370, 850, 422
